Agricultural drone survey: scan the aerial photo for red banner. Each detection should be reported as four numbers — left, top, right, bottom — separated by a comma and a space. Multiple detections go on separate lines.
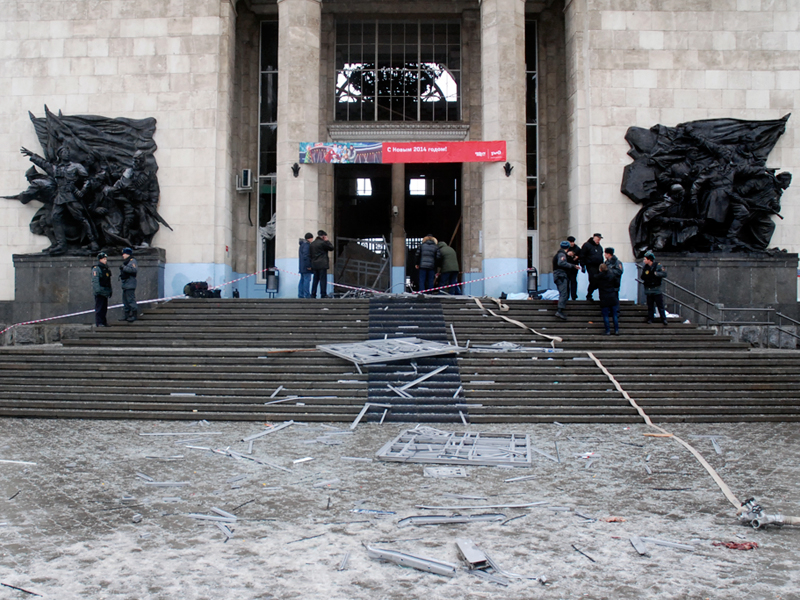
381, 141, 506, 163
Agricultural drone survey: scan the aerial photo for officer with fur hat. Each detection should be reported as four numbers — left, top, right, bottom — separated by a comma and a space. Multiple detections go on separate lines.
118, 247, 139, 322
553, 240, 579, 320
92, 252, 113, 327
641, 250, 668, 325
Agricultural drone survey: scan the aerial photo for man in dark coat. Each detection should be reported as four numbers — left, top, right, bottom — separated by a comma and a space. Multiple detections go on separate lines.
415, 235, 441, 293
641, 250, 668, 325
298, 232, 313, 298
118, 247, 138, 322
552, 241, 579, 320
566, 236, 581, 300
310, 230, 334, 298
580, 233, 604, 300
595, 263, 620, 335
436, 240, 460, 294
603, 247, 624, 281
92, 251, 112, 327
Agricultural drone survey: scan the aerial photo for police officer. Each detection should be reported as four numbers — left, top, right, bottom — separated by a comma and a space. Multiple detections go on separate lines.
642, 250, 668, 325
553, 241, 579, 320
92, 252, 112, 327
118, 247, 138, 322
566, 236, 581, 300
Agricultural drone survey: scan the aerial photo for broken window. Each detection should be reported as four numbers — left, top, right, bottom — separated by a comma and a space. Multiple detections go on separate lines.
335, 20, 461, 122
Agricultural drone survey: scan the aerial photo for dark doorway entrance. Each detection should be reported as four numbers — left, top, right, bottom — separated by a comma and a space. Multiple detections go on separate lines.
404, 163, 462, 289
334, 164, 392, 292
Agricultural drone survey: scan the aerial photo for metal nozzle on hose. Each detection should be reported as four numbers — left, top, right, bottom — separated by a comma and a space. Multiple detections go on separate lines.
738, 498, 800, 529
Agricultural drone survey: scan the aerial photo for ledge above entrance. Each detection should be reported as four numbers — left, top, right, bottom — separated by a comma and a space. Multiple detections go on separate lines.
328, 122, 470, 142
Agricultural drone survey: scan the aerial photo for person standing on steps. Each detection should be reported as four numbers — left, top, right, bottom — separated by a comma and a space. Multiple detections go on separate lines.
580, 233, 604, 300
118, 247, 138, 322
310, 230, 334, 299
641, 250, 668, 326
436, 240, 460, 294
596, 263, 620, 335
91, 251, 112, 327
415, 234, 441, 293
298, 232, 313, 298
566, 236, 581, 301
553, 241, 579, 320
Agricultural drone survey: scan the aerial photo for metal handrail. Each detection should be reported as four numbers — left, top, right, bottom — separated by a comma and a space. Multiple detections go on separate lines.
776, 312, 800, 327
636, 264, 799, 347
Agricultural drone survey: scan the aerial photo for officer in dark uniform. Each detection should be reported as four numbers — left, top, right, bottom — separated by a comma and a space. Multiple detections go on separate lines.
566, 236, 581, 300
119, 247, 139, 322
92, 252, 112, 327
553, 241, 579, 320
641, 250, 668, 325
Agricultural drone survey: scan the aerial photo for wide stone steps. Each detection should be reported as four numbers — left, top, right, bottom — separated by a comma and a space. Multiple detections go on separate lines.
1, 297, 798, 422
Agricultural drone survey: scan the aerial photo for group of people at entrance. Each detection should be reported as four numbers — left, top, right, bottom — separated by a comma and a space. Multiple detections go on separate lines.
297, 231, 461, 298
414, 235, 460, 294
298, 231, 334, 298
91, 247, 139, 327
552, 233, 668, 335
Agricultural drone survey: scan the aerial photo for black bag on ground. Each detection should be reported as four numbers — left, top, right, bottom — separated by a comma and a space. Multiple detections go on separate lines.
184, 281, 211, 298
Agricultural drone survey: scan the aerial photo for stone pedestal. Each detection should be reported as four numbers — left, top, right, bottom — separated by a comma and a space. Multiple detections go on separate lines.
12, 248, 166, 324
640, 252, 799, 322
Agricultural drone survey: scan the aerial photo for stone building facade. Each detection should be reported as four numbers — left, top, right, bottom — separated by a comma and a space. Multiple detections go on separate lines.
0, 0, 797, 303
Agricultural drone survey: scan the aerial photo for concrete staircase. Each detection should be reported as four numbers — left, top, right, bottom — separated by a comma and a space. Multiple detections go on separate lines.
0, 296, 797, 423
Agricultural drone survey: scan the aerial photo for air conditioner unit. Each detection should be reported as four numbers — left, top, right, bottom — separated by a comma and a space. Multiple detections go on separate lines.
236, 169, 253, 192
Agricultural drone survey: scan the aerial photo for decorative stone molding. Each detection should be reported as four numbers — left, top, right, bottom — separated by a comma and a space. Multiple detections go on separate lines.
327, 122, 470, 142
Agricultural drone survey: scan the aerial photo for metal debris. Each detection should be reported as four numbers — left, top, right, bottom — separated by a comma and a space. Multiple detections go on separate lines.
186, 513, 237, 523
468, 568, 509, 586
424, 467, 467, 478
629, 536, 648, 555
505, 475, 536, 483
398, 365, 449, 392
210, 507, 237, 520
376, 427, 532, 468
242, 421, 294, 442
416, 501, 546, 510
572, 544, 596, 562
215, 522, 234, 539
456, 538, 489, 569
350, 403, 392, 430
143, 481, 190, 487
365, 545, 457, 577
139, 432, 224, 436
318, 337, 465, 365
397, 514, 506, 527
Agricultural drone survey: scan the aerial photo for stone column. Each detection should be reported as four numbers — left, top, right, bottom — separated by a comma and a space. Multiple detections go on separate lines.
480, 0, 528, 297
391, 163, 406, 292
274, 0, 322, 297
